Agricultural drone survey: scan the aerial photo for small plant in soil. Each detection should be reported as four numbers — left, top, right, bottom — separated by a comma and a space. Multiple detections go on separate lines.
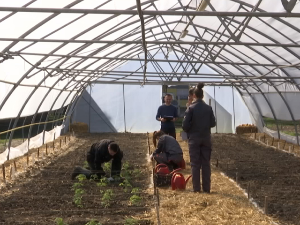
131, 187, 140, 194
129, 194, 142, 206
103, 162, 111, 174
97, 178, 109, 193
72, 174, 86, 208
119, 179, 132, 192
132, 168, 142, 178
55, 217, 68, 225
101, 189, 114, 208
85, 219, 102, 225
83, 160, 89, 168
124, 217, 138, 225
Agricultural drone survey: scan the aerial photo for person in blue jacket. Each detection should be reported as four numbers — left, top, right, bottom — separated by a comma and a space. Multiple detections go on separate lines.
156, 94, 178, 139
182, 83, 216, 193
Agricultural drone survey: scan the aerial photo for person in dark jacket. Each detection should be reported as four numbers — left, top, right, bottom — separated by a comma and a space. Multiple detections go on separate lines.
182, 83, 216, 193
156, 94, 178, 139
150, 130, 184, 170
87, 139, 123, 179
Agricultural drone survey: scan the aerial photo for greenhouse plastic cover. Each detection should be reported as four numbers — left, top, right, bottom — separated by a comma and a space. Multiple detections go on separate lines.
1, 0, 300, 152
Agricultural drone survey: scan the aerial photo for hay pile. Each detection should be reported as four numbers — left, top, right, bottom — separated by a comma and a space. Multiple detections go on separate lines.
148, 134, 278, 225
236, 124, 258, 135
69, 122, 89, 133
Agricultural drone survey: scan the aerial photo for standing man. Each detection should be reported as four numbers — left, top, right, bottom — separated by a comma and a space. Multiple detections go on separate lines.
182, 83, 216, 193
156, 94, 178, 139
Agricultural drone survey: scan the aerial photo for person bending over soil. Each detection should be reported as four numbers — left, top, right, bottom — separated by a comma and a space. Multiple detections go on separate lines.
150, 130, 184, 170
72, 139, 123, 180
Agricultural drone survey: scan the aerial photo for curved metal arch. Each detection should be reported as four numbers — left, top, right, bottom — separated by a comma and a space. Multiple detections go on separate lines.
1, 0, 85, 53
0, 2, 155, 113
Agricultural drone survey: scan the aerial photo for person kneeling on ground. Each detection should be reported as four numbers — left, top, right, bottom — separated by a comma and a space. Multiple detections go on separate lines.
150, 130, 184, 170
72, 139, 123, 180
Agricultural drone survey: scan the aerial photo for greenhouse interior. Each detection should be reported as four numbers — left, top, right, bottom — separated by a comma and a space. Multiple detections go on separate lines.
1, 0, 300, 224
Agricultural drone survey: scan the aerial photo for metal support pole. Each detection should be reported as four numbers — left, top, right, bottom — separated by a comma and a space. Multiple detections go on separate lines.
123, 84, 127, 132
214, 85, 218, 133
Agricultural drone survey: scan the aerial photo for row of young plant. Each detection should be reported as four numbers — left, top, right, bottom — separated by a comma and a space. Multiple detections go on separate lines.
67, 161, 143, 225
55, 217, 139, 225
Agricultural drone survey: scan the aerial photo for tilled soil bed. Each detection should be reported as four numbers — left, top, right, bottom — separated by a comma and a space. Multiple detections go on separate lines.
212, 133, 300, 225
0, 133, 153, 225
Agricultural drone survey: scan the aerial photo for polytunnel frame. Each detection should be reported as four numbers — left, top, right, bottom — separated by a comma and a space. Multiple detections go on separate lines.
0, 0, 300, 154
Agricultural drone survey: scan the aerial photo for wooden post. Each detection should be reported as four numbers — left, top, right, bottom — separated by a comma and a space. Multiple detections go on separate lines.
247, 183, 250, 199
216, 159, 219, 168
65, 136, 67, 144
46, 144, 48, 155
155, 202, 161, 225
271, 137, 274, 146
37, 148, 40, 159
264, 196, 268, 214
13, 161, 17, 172
157, 188, 160, 206
278, 142, 280, 149
60, 139, 62, 148
153, 168, 156, 195
283, 140, 286, 150
27, 153, 29, 165
2, 164, 6, 183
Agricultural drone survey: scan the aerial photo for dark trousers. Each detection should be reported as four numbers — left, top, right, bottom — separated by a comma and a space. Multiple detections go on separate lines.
161, 127, 176, 139
153, 152, 183, 170
86, 153, 105, 177
188, 137, 212, 192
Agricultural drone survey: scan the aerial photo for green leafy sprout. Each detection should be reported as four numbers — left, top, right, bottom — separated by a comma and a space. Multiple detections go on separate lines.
55, 217, 68, 225
101, 189, 114, 208
129, 194, 142, 206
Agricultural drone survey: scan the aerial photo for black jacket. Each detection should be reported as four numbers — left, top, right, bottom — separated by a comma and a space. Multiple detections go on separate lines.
88, 139, 123, 176
182, 100, 216, 139
153, 135, 183, 156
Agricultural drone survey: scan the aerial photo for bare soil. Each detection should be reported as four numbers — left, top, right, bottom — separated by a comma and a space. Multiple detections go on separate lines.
211, 133, 300, 225
0, 133, 153, 225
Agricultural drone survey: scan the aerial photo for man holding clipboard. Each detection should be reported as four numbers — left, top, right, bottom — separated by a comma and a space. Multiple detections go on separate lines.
156, 94, 178, 139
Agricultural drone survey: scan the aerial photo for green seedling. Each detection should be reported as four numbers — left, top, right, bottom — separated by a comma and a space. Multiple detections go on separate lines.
73, 188, 85, 208
103, 162, 111, 174
76, 174, 87, 182
85, 219, 102, 225
119, 179, 132, 192
132, 169, 142, 178
97, 178, 108, 193
129, 194, 142, 206
124, 217, 138, 225
101, 189, 114, 208
55, 217, 68, 225
72, 182, 83, 190
90, 174, 99, 181
83, 160, 89, 168
122, 161, 130, 170
131, 188, 140, 194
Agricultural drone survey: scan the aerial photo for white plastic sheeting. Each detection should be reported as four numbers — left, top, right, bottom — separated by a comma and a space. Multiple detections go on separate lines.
204, 86, 252, 133
0, 125, 63, 164
72, 84, 161, 133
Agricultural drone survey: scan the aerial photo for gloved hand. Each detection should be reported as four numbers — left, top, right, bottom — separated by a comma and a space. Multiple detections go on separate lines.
150, 153, 154, 161
107, 177, 114, 182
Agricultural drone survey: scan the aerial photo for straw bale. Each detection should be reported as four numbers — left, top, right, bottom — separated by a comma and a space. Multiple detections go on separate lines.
236, 124, 258, 135
70, 122, 89, 133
